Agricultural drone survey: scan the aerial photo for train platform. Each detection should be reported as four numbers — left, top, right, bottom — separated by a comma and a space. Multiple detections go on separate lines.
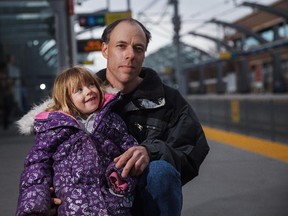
0, 124, 287, 215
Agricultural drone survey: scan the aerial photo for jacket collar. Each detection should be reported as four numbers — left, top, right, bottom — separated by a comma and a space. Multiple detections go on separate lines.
97, 67, 165, 110
34, 111, 81, 133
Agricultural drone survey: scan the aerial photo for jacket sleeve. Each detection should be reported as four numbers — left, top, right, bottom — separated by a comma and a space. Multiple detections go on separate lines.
16, 130, 59, 216
105, 161, 137, 195
142, 94, 210, 185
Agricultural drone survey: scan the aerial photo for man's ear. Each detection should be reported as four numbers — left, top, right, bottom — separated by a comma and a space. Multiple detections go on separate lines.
102, 43, 108, 59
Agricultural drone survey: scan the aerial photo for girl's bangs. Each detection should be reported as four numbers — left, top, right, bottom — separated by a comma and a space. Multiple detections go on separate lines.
68, 70, 95, 93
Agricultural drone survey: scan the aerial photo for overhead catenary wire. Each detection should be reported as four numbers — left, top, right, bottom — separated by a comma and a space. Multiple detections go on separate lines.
181, 0, 274, 36
137, 0, 174, 40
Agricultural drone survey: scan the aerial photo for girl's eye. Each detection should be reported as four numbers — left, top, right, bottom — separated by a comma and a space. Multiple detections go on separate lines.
75, 87, 82, 93
89, 83, 95, 88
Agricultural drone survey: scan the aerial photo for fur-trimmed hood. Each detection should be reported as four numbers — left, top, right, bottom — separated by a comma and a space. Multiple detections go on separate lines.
16, 87, 120, 136
16, 98, 52, 135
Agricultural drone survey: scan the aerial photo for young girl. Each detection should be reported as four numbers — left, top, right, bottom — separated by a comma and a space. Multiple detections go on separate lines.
16, 66, 138, 216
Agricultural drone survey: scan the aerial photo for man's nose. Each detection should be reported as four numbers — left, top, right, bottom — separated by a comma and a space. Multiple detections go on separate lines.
125, 46, 135, 59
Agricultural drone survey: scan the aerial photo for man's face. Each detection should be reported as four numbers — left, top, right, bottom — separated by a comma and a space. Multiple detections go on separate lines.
102, 21, 147, 90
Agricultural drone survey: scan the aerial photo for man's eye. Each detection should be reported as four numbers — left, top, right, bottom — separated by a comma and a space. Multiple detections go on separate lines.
135, 47, 144, 53
117, 44, 125, 48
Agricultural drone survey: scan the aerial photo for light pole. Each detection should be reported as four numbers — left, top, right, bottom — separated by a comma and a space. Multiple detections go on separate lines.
169, 0, 185, 94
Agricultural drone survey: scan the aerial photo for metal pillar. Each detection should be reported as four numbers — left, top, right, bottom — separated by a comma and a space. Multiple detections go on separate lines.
198, 67, 205, 94
169, 0, 185, 94
237, 57, 250, 93
271, 50, 286, 93
216, 62, 225, 94
127, 0, 131, 11
188, 31, 234, 94
49, 0, 77, 69
66, 0, 77, 66
241, 1, 287, 93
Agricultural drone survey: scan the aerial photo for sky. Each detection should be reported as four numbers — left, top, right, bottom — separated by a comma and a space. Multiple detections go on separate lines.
74, 0, 278, 70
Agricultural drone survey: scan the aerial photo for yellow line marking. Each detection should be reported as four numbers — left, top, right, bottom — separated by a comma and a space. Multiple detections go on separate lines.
203, 126, 288, 163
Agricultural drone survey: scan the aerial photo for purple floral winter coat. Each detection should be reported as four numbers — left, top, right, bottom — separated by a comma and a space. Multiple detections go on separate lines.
16, 94, 138, 216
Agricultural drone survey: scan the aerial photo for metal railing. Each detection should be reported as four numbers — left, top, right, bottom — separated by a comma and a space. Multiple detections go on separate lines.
187, 94, 288, 144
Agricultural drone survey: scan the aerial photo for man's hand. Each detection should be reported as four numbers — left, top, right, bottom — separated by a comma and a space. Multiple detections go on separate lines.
114, 146, 150, 178
50, 187, 62, 215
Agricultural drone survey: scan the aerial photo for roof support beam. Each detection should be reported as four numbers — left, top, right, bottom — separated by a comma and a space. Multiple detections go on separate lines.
241, 1, 288, 20
184, 43, 213, 58
208, 18, 267, 44
188, 31, 235, 52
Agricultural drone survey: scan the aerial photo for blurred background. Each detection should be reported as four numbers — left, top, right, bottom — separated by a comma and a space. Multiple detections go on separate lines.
0, 1, 287, 215
0, 0, 287, 141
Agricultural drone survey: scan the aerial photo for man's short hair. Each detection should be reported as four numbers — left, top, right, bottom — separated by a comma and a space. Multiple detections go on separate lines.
101, 18, 151, 48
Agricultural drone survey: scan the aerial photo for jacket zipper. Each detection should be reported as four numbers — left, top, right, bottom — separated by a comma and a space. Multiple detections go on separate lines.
134, 123, 159, 131
135, 123, 143, 131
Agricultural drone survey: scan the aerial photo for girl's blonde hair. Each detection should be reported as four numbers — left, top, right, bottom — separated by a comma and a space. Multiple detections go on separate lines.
47, 65, 104, 117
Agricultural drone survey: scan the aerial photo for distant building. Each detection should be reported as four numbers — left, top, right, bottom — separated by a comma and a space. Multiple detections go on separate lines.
226, 0, 287, 93
146, 0, 288, 94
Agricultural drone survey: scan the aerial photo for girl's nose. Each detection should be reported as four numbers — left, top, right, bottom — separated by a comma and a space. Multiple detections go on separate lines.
83, 86, 92, 94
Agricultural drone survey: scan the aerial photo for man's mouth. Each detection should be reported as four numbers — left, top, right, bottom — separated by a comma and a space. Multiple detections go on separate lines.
121, 64, 134, 69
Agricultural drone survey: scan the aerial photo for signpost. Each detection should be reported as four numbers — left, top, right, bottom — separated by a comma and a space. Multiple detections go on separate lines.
77, 39, 102, 52
78, 11, 132, 27
77, 10, 132, 56
78, 14, 106, 27
105, 11, 132, 25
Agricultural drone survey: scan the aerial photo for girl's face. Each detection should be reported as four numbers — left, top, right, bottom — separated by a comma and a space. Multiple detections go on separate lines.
70, 82, 101, 117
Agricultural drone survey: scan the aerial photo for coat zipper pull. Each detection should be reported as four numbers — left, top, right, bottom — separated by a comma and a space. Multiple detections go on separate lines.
135, 122, 143, 131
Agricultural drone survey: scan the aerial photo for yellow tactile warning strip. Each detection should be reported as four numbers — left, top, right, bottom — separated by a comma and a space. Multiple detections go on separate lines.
203, 126, 288, 163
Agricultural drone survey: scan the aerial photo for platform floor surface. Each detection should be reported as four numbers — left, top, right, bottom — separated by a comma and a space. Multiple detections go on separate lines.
1, 126, 287, 216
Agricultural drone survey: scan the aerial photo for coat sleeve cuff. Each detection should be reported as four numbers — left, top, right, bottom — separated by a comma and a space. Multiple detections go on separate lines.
141, 140, 161, 161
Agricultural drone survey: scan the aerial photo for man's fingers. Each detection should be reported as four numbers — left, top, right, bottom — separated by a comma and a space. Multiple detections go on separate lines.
49, 187, 61, 216
50, 198, 61, 216
50, 207, 58, 216
121, 156, 138, 177
50, 187, 62, 205
115, 149, 134, 169
52, 198, 62, 205
135, 155, 149, 174
49, 187, 55, 194
121, 146, 150, 177
114, 146, 150, 177
113, 156, 120, 163
130, 154, 149, 176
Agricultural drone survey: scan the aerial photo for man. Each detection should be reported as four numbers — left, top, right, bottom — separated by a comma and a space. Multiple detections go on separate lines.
52, 18, 209, 215
98, 18, 209, 215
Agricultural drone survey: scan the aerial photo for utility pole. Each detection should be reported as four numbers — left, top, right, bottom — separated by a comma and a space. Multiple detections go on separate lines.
49, 0, 77, 69
169, 0, 185, 94
127, 0, 131, 11
67, 0, 77, 66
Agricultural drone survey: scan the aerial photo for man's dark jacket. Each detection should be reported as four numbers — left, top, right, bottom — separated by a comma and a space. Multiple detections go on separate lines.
97, 67, 209, 185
